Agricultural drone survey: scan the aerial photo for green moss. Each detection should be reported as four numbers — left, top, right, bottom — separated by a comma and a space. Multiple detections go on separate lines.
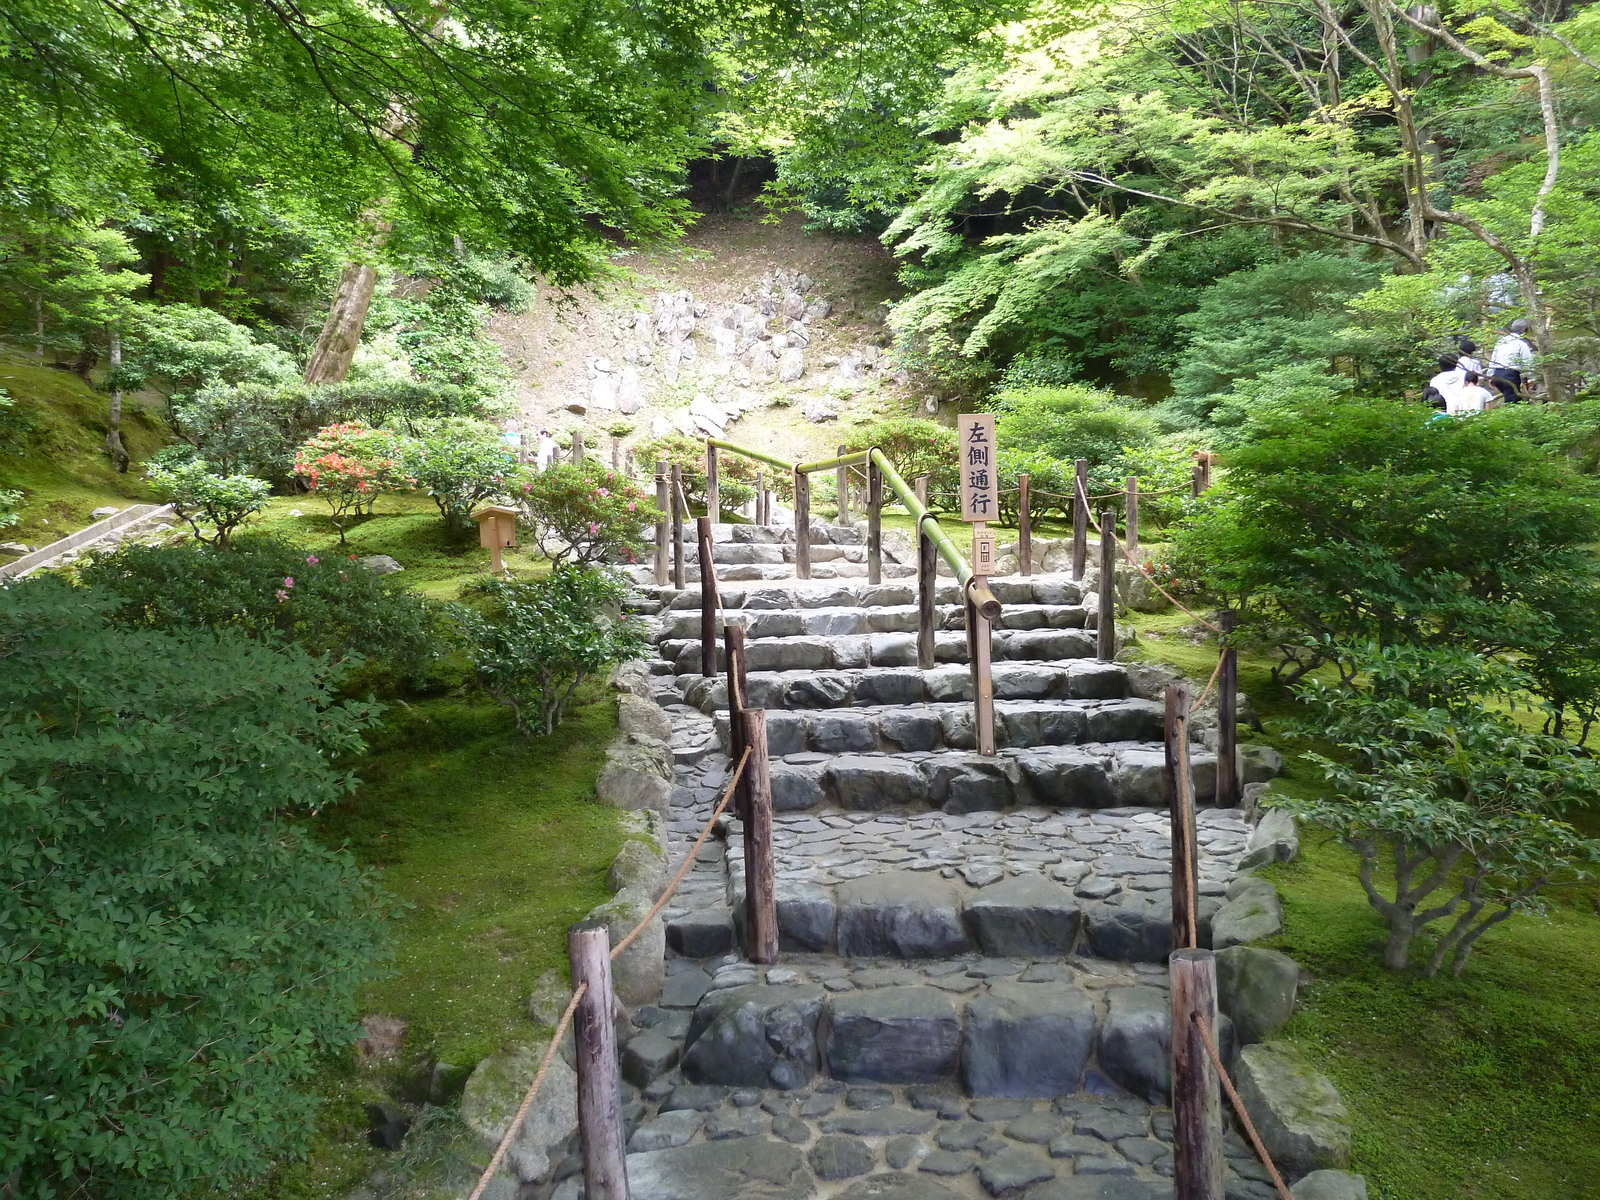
317, 693, 622, 1065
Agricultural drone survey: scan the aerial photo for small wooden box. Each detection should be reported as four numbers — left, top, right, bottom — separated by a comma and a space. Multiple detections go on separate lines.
474, 505, 519, 549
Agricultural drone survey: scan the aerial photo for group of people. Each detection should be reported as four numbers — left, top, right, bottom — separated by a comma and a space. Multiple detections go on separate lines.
500, 421, 561, 469
1422, 320, 1538, 416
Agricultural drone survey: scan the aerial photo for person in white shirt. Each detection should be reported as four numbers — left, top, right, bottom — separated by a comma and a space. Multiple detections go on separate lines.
535, 429, 558, 470
1450, 371, 1497, 415
1455, 337, 1483, 376
1488, 319, 1536, 403
1423, 354, 1465, 411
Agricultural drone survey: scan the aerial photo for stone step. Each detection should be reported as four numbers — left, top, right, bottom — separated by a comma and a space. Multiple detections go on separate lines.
655, 602, 1092, 643
627, 561, 911, 585
685, 542, 867, 566
711, 699, 1165, 756
652, 576, 1087, 612
656, 952, 1239, 1100
661, 628, 1103, 674
682, 522, 865, 546
681, 661, 1128, 713
762, 745, 1220, 815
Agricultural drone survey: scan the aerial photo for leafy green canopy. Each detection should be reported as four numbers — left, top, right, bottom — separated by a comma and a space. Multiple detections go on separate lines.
0, 578, 392, 1198
0, 0, 718, 275
1175, 399, 1600, 678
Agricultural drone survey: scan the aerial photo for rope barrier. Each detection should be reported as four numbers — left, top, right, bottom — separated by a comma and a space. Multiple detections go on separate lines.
1190, 652, 1226, 714
465, 980, 588, 1200
1194, 1014, 1295, 1200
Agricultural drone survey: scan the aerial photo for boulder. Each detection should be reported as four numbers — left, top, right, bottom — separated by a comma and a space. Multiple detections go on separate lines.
1095, 986, 1170, 1104
802, 398, 839, 424
964, 874, 1083, 957
775, 879, 836, 951
825, 755, 928, 810
836, 872, 972, 958
777, 348, 806, 382
1240, 808, 1298, 870
680, 984, 826, 1090
596, 736, 673, 815
589, 886, 664, 1007
1215, 945, 1299, 1046
622, 1031, 681, 1088
1212, 877, 1284, 948
826, 986, 961, 1083
618, 693, 673, 742
1292, 1171, 1369, 1200
90, 505, 121, 518
609, 832, 669, 899
625, 1139, 811, 1200
460, 1044, 578, 1183
962, 982, 1095, 1097
1235, 1044, 1352, 1175
358, 554, 404, 575
667, 906, 734, 957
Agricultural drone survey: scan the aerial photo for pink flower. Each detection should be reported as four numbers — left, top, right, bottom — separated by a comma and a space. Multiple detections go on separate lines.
522, 482, 532, 492
596, 487, 609, 497
305, 555, 319, 565
589, 522, 599, 534
627, 501, 636, 511
275, 589, 290, 602
283, 576, 295, 588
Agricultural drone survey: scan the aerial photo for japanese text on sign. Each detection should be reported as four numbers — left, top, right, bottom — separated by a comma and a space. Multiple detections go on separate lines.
958, 413, 998, 522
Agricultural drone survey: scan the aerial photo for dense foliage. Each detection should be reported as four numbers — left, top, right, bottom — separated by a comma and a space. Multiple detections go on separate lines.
146, 458, 271, 548
518, 462, 655, 566
404, 419, 520, 534
0, 578, 392, 1198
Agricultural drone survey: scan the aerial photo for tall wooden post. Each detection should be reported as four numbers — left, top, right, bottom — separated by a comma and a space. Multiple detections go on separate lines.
1165, 684, 1200, 952
836, 445, 851, 526
706, 443, 720, 523
1217, 610, 1240, 808
755, 470, 766, 525
726, 623, 749, 817
916, 523, 937, 671
670, 466, 686, 590
1125, 476, 1140, 560
866, 458, 883, 585
793, 470, 811, 580
1191, 463, 1205, 498
913, 474, 928, 508
572, 430, 585, 463
698, 517, 718, 677
653, 460, 669, 586
1072, 459, 1089, 581
568, 921, 629, 1200
1098, 510, 1117, 661
1171, 949, 1225, 1200
1017, 472, 1032, 577
967, 584, 996, 756
740, 709, 778, 964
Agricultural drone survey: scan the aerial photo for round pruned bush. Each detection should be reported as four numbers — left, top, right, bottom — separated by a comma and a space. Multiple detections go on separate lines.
518, 460, 653, 566
636, 433, 758, 512
293, 421, 415, 541
403, 418, 520, 534
146, 457, 271, 548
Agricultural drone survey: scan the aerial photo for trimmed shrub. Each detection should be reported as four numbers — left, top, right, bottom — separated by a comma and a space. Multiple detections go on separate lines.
146, 458, 271, 548
518, 461, 654, 566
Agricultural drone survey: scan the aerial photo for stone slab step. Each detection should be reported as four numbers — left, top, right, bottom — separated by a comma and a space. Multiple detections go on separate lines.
650, 576, 1087, 611
685, 542, 867, 566
628, 561, 913, 585
681, 662, 1129, 713
662, 953, 1236, 1100
656, 602, 1091, 642
760, 745, 1219, 815
711, 699, 1165, 756
680, 522, 864, 546
661, 628, 1100, 674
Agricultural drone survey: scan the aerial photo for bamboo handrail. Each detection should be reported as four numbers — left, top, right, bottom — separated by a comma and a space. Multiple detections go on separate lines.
795, 449, 871, 474
705, 437, 795, 473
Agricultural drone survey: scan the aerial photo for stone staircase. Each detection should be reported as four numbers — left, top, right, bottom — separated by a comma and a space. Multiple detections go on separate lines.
542, 520, 1291, 1200
626, 521, 921, 584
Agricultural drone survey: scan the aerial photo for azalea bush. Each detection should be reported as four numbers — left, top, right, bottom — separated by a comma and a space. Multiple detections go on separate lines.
636, 433, 758, 512
403, 418, 519, 534
1283, 642, 1600, 977
292, 422, 414, 542
146, 457, 271, 547
461, 566, 649, 735
519, 460, 653, 566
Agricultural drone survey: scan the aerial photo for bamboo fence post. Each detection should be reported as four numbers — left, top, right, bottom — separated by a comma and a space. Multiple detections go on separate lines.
793, 470, 811, 580
913, 474, 928, 507
1018, 472, 1032, 577
1171, 948, 1225, 1200
670, 466, 685, 590
572, 430, 585, 463
706, 442, 720, 523
1098, 509, 1117, 661
967, 586, 996, 756
726, 623, 748, 816
1191, 463, 1205, 498
1072, 459, 1089, 580
917, 523, 937, 671
698, 517, 718, 677
740, 708, 778, 964
836, 445, 850, 526
568, 921, 629, 1200
1217, 610, 1240, 808
755, 470, 766, 524
1125, 476, 1140, 560
1165, 684, 1200, 952
653, 460, 669, 586
867, 458, 883, 585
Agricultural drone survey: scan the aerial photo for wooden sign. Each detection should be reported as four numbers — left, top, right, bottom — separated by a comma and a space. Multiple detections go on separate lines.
957, 413, 998, 522
474, 504, 519, 573
971, 528, 997, 576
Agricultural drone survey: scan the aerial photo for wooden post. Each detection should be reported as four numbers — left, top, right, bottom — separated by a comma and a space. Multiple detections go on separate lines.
740, 708, 778, 964
793, 470, 811, 580
1191, 463, 1205, 498
755, 470, 766, 525
1171, 949, 1225, 1200
726, 623, 749, 817
1125, 476, 1140, 560
698, 517, 718, 678
1165, 684, 1200, 952
1098, 509, 1117, 661
1017, 472, 1032, 577
670, 466, 686, 590
1072, 459, 1088, 581
1217, 610, 1240, 808
913, 474, 928, 508
866, 458, 883, 585
966, 583, 996, 756
572, 430, 585, 463
834, 445, 849, 526
568, 921, 629, 1200
706, 443, 720, 523
916, 522, 937, 671
654, 460, 669, 586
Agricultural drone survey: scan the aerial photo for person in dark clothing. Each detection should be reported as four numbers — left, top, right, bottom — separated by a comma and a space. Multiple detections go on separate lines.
1487, 319, 1536, 403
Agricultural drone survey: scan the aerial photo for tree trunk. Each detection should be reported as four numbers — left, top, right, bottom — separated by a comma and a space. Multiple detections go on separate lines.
1383, 920, 1414, 970
105, 329, 129, 473
303, 259, 382, 384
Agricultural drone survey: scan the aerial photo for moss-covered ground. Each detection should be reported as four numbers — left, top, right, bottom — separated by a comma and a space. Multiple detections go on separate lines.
1128, 609, 1600, 1200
